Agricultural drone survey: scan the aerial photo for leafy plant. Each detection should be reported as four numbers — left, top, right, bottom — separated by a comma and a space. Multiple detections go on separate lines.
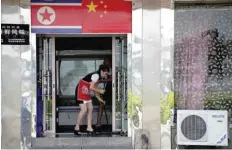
127, 91, 142, 119
160, 91, 174, 125
47, 97, 52, 117
127, 90, 174, 124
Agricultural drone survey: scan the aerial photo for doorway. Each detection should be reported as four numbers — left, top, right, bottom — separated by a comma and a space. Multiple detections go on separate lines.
36, 35, 128, 137
56, 37, 112, 133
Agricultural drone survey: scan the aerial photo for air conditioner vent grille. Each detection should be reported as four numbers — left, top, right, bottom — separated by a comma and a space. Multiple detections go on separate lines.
181, 115, 207, 140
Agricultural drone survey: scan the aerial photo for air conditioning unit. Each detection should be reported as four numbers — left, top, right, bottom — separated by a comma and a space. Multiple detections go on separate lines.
177, 110, 228, 146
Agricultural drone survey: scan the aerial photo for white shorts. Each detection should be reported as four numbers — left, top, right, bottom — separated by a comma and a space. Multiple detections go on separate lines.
77, 99, 92, 105
83, 100, 92, 104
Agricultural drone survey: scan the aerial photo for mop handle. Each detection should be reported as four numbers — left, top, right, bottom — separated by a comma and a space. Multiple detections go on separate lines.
95, 78, 108, 104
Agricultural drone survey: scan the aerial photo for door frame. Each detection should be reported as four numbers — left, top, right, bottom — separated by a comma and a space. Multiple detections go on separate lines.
112, 35, 128, 132
41, 36, 56, 137
51, 37, 56, 136
112, 36, 116, 132
40, 34, 128, 135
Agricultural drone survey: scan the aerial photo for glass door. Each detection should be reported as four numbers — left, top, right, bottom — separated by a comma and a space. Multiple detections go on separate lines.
41, 37, 56, 136
112, 36, 128, 133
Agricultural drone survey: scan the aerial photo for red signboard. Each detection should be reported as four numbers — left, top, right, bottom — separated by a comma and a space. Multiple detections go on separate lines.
31, 0, 132, 33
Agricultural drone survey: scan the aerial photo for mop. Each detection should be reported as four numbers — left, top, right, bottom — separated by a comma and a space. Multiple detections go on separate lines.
95, 81, 107, 104
92, 81, 110, 135
96, 81, 109, 125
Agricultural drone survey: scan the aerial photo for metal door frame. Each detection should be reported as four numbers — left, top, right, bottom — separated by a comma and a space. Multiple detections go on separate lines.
42, 36, 56, 137
112, 35, 128, 133
42, 38, 49, 134
41, 35, 127, 134
51, 37, 56, 136
112, 36, 116, 131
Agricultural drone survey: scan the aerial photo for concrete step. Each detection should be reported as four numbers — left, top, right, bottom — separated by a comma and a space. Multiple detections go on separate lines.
32, 136, 133, 149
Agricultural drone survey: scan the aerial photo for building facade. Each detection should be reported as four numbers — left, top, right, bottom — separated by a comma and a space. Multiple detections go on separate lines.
1, 0, 232, 149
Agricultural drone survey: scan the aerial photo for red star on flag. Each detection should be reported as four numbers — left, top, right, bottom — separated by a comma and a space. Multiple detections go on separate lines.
40, 8, 53, 22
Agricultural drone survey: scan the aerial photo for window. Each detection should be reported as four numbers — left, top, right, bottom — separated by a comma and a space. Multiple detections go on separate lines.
174, 4, 232, 111
59, 59, 104, 96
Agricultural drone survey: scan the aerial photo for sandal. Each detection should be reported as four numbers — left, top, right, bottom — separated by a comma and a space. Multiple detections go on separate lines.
74, 129, 80, 135
86, 129, 94, 136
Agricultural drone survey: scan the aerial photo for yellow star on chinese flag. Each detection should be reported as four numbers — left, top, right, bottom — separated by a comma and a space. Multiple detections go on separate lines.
87, 1, 98, 12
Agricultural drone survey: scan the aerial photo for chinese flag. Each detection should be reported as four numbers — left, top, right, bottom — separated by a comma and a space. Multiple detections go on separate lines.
82, 0, 132, 33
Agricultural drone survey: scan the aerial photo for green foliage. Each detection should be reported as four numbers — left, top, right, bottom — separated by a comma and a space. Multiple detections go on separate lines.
160, 91, 174, 125
127, 90, 174, 123
127, 91, 142, 119
47, 97, 52, 117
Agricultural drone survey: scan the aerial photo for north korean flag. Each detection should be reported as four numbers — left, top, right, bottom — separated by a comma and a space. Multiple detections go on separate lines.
31, 0, 132, 34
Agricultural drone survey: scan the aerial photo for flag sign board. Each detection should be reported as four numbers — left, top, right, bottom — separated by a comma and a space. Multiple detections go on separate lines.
31, 0, 132, 33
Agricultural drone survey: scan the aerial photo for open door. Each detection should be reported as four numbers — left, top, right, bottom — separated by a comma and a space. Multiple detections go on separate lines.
112, 36, 128, 134
41, 37, 56, 136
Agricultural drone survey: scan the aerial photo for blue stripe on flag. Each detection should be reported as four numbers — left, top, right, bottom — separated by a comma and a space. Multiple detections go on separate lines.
31, 0, 82, 3
32, 28, 82, 34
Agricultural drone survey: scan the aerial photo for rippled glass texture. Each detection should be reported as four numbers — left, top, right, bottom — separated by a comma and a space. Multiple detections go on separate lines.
174, 4, 232, 114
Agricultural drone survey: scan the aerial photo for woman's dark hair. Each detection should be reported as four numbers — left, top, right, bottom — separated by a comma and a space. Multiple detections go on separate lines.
98, 65, 110, 72
105, 57, 112, 63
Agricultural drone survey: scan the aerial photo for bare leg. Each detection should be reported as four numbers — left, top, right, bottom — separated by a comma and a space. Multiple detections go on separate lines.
86, 102, 93, 131
96, 102, 104, 126
75, 104, 87, 130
